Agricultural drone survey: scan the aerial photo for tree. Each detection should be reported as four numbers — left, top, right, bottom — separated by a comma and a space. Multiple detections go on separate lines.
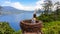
54, 2, 60, 20
54, 2, 60, 15
43, 0, 53, 15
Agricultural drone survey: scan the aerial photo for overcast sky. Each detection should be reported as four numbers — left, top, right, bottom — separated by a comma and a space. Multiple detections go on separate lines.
0, 0, 60, 11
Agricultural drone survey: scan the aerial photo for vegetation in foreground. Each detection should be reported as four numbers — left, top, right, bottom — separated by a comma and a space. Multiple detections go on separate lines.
37, 0, 60, 34
0, 22, 22, 34
0, 21, 60, 34
42, 21, 60, 34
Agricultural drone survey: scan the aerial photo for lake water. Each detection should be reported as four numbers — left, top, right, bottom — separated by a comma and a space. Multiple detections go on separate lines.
0, 12, 40, 31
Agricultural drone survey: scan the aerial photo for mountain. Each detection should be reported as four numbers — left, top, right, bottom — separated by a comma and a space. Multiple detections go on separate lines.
2, 6, 25, 13
0, 6, 34, 15
0, 6, 42, 15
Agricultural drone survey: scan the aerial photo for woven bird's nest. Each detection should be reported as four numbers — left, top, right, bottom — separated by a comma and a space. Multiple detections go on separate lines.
20, 20, 43, 33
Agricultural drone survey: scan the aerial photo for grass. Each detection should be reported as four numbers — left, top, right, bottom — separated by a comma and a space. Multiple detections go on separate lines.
42, 21, 60, 34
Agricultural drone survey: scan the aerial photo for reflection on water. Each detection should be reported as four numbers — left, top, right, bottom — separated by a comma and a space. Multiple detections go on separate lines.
0, 12, 40, 31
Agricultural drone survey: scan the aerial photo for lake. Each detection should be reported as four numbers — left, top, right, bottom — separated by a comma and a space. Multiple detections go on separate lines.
0, 12, 40, 31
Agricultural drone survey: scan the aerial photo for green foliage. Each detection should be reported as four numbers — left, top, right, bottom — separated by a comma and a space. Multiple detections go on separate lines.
37, 8, 60, 34
42, 21, 60, 34
37, 14, 54, 22
14, 30, 22, 34
37, 9, 60, 22
0, 22, 15, 34
0, 22, 22, 34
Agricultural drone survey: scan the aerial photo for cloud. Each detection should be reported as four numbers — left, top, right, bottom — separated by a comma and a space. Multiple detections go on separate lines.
1, 0, 49, 11
2, 1, 11, 6
2, 1, 35, 11
36, 0, 60, 11
52, 0, 60, 4
11, 2, 35, 11
35, 0, 45, 10
2, 0, 45, 11
51, 0, 60, 11
1, 0, 60, 11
